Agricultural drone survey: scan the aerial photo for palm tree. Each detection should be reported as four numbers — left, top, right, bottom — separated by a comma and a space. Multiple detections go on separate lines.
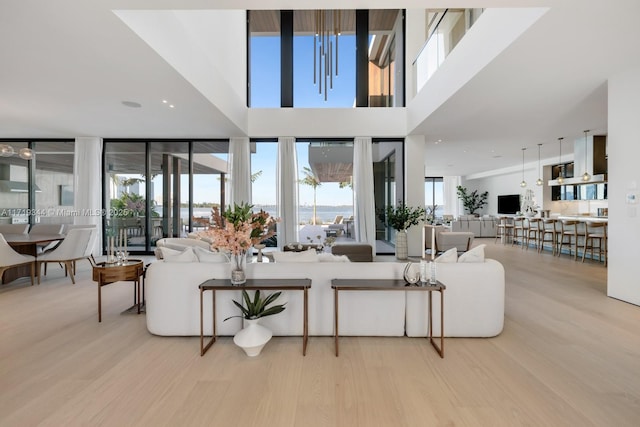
299, 166, 321, 225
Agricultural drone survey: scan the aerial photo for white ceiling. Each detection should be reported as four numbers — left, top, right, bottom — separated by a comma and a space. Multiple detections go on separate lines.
1, 0, 639, 177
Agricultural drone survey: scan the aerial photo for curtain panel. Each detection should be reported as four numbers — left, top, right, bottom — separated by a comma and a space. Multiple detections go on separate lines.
353, 137, 376, 256
277, 137, 299, 248
74, 137, 103, 256
228, 137, 252, 206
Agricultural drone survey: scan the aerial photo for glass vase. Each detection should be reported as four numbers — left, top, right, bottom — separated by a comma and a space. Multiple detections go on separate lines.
230, 251, 247, 285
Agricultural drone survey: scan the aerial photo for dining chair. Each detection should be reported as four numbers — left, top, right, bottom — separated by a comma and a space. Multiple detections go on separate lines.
29, 223, 64, 254
36, 228, 95, 284
0, 233, 36, 286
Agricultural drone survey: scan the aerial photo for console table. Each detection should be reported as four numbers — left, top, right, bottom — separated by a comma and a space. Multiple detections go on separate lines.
199, 278, 312, 357
331, 279, 446, 358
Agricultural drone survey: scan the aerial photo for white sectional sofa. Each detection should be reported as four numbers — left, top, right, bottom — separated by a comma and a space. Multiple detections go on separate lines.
145, 257, 505, 338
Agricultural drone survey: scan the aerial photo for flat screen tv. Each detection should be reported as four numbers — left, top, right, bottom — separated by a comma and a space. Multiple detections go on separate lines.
497, 194, 520, 215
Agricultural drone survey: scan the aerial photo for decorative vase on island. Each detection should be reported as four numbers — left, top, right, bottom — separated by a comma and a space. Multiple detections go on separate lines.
395, 229, 408, 260
233, 318, 273, 357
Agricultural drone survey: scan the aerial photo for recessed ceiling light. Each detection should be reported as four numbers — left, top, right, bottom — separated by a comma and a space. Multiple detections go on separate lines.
121, 101, 142, 108
169, 104, 175, 108
162, 100, 168, 104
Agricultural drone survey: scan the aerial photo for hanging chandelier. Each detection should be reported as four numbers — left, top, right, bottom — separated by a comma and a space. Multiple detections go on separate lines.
520, 147, 527, 188
0, 144, 33, 160
314, 10, 340, 102
557, 137, 564, 184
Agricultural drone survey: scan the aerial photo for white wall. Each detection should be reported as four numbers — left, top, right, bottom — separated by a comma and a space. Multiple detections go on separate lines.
607, 66, 640, 306
248, 108, 407, 137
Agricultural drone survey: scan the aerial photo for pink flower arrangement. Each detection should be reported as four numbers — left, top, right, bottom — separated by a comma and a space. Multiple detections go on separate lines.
197, 203, 278, 256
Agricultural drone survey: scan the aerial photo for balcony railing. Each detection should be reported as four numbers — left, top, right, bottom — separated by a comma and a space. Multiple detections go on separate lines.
412, 8, 484, 95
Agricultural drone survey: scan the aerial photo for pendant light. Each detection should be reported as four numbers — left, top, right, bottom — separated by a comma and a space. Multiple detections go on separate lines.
536, 143, 543, 186
581, 129, 591, 182
520, 147, 527, 188
557, 138, 564, 184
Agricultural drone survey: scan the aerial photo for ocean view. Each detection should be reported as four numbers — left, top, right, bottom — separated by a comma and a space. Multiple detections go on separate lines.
180, 205, 354, 225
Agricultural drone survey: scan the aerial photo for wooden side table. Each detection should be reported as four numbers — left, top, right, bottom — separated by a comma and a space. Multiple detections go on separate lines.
199, 278, 312, 357
331, 279, 446, 358
92, 259, 144, 322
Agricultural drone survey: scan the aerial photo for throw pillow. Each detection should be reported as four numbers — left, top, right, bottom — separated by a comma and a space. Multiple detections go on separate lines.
272, 249, 319, 263
435, 247, 458, 263
194, 247, 229, 263
160, 247, 198, 263
317, 253, 351, 262
458, 244, 486, 263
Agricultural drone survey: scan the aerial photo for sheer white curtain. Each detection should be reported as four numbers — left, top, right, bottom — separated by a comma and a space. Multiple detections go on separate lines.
74, 137, 102, 256
353, 137, 376, 256
443, 176, 462, 217
277, 137, 298, 248
228, 137, 251, 206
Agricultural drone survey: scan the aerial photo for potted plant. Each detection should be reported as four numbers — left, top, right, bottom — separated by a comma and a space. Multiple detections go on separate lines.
224, 290, 286, 357
378, 203, 426, 260
456, 186, 489, 216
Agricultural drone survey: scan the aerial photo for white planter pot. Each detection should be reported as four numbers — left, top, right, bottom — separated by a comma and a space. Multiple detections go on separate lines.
233, 318, 273, 357
395, 229, 408, 260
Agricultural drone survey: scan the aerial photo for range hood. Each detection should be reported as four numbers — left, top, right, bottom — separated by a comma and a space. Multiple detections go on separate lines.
548, 135, 607, 186
0, 164, 41, 192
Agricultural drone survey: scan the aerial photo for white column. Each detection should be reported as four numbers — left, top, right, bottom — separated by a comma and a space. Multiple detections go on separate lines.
74, 137, 102, 257
607, 66, 640, 306
405, 135, 426, 257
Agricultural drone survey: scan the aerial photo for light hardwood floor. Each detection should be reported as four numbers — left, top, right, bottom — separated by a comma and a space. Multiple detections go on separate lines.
1, 242, 639, 426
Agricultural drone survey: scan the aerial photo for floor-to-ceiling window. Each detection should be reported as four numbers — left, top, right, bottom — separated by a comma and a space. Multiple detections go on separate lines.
248, 9, 404, 108
34, 141, 75, 226
1, 139, 74, 227
248, 11, 281, 107
103, 140, 228, 254
425, 177, 444, 221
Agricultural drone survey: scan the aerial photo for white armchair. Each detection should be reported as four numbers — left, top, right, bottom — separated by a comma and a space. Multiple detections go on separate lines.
422, 225, 474, 258
37, 228, 95, 284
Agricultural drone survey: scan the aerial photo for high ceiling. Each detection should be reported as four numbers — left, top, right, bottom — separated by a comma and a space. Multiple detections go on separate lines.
1, 0, 639, 177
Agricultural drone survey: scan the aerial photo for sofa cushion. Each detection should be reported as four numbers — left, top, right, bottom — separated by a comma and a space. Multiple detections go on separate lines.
458, 244, 486, 263
194, 247, 229, 263
272, 249, 319, 263
160, 247, 198, 263
435, 247, 458, 263
317, 253, 350, 262
331, 244, 373, 262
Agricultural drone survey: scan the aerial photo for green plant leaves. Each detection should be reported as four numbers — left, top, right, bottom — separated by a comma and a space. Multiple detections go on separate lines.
223, 290, 287, 321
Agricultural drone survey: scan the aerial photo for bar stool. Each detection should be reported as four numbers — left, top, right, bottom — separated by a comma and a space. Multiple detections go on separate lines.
582, 222, 607, 266
558, 220, 586, 260
512, 217, 526, 248
538, 218, 558, 254
495, 216, 514, 245
525, 218, 541, 251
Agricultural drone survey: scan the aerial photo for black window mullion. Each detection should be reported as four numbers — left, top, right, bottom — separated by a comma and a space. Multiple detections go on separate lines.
281, 10, 294, 107
355, 10, 369, 107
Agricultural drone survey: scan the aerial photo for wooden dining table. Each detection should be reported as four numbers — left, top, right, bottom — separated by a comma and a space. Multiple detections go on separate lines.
2, 233, 66, 284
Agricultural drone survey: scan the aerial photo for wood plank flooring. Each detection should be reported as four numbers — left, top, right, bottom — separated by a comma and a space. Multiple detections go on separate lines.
1, 242, 639, 426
